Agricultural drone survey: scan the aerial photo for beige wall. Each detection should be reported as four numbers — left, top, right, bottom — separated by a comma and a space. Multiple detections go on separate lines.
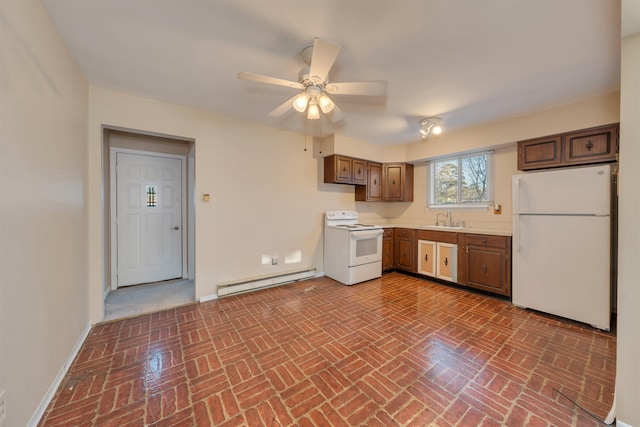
86, 87, 387, 322
385, 93, 620, 232
0, 1, 89, 426
616, 25, 640, 427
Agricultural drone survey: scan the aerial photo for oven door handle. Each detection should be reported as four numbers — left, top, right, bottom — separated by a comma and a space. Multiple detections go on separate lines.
350, 229, 383, 240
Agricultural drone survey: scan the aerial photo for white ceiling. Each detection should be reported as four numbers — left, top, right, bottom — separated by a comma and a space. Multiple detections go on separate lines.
43, 0, 621, 146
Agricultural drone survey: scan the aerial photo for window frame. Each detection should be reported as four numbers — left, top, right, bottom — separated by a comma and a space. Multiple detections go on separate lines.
427, 151, 494, 209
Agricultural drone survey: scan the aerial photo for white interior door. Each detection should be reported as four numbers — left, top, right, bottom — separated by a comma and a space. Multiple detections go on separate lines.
115, 152, 183, 287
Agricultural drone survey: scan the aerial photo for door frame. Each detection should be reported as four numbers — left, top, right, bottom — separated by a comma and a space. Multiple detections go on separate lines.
109, 147, 188, 290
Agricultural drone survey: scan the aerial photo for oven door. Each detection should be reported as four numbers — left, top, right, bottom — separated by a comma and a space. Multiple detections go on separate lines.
349, 229, 383, 267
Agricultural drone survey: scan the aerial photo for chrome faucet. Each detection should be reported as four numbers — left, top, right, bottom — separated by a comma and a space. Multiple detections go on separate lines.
436, 212, 446, 226
446, 210, 453, 226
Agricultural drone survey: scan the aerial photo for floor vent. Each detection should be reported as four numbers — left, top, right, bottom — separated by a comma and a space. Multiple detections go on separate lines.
217, 267, 317, 298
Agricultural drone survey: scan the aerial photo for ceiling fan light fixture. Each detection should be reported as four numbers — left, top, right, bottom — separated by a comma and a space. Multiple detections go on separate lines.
292, 93, 309, 112
318, 94, 335, 114
420, 117, 443, 140
307, 101, 320, 120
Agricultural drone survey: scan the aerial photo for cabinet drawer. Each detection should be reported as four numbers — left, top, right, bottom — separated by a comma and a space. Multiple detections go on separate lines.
463, 234, 507, 249
417, 230, 458, 244
395, 228, 415, 238
383, 229, 394, 238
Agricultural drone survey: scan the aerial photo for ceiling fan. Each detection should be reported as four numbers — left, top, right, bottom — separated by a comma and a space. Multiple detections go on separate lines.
237, 38, 387, 122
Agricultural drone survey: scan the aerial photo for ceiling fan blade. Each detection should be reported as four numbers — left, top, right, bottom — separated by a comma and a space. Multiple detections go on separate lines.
268, 94, 298, 117
329, 103, 345, 123
238, 71, 304, 90
325, 81, 387, 96
308, 38, 341, 85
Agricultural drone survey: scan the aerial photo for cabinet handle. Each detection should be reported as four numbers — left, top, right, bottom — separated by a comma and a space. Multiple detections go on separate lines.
481, 264, 487, 272
343, 167, 347, 172
425, 254, 428, 262
444, 257, 448, 266
586, 140, 593, 151
392, 180, 396, 185
357, 169, 362, 175
373, 179, 377, 185
482, 238, 487, 244
465, 246, 469, 254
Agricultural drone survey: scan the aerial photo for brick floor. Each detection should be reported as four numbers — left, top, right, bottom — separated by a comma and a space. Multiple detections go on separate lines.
38, 273, 616, 426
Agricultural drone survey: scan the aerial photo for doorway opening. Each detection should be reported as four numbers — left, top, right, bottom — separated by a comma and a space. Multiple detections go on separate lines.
102, 127, 195, 320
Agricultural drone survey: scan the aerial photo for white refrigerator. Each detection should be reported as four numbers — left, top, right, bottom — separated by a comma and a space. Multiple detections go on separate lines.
512, 164, 613, 330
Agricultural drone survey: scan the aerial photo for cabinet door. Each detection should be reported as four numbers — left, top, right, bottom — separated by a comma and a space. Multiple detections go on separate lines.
517, 135, 562, 171
382, 236, 394, 271
352, 159, 367, 185
367, 163, 382, 201
563, 125, 618, 165
384, 164, 403, 200
335, 156, 352, 182
437, 242, 457, 282
383, 163, 414, 202
395, 228, 415, 272
355, 162, 382, 202
417, 240, 436, 277
466, 247, 508, 295
396, 238, 413, 271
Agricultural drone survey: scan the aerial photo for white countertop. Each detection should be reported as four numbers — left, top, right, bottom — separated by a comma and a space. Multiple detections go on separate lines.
375, 224, 512, 236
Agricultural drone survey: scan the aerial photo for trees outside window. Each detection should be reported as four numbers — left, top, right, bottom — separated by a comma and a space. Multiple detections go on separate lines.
429, 153, 491, 207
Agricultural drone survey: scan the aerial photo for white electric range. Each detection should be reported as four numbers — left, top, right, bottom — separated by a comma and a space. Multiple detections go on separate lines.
323, 210, 383, 285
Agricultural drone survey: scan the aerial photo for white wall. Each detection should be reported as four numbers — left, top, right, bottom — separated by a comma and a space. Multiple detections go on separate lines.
86, 87, 382, 321
616, 22, 640, 427
0, 1, 89, 425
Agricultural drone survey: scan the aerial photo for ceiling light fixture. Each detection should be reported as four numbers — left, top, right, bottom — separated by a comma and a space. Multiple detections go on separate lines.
307, 100, 320, 120
420, 117, 443, 140
318, 94, 335, 114
292, 93, 309, 112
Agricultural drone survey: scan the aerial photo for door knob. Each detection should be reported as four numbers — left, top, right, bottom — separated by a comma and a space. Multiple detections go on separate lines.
173, 226, 180, 230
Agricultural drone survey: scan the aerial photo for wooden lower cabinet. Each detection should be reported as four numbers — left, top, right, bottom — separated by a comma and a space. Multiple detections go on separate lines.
458, 234, 512, 297
382, 229, 394, 272
394, 228, 416, 272
418, 240, 458, 282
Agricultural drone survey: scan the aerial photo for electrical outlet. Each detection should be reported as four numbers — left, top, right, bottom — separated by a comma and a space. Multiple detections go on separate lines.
0, 389, 6, 425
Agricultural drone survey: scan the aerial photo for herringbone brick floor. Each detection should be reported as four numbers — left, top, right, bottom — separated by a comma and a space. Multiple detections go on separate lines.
38, 273, 616, 426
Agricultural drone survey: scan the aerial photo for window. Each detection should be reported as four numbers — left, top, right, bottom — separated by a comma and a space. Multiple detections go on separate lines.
427, 152, 492, 208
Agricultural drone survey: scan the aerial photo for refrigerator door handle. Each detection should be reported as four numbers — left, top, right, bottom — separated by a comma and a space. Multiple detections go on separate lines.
513, 214, 521, 252
513, 177, 520, 215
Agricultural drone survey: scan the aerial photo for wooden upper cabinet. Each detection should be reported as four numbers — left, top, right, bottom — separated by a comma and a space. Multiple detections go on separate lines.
324, 155, 353, 183
355, 162, 382, 202
517, 123, 619, 171
517, 135, 562, 170
563, 125, 618, 165
351, 159, 367, 185
383, 163, 414, 202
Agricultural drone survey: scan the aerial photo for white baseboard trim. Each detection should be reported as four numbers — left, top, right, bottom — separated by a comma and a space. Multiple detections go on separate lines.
616, 420, 632, 427
217, 267, 316, 298
197, 293, 218, 303
27, 322, 92, 427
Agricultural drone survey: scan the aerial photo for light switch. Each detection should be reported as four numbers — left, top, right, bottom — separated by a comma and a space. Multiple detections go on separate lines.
202, 193, 211, 202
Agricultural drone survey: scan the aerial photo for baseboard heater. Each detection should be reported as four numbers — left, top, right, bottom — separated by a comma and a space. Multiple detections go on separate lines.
217, 267, 317, 298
